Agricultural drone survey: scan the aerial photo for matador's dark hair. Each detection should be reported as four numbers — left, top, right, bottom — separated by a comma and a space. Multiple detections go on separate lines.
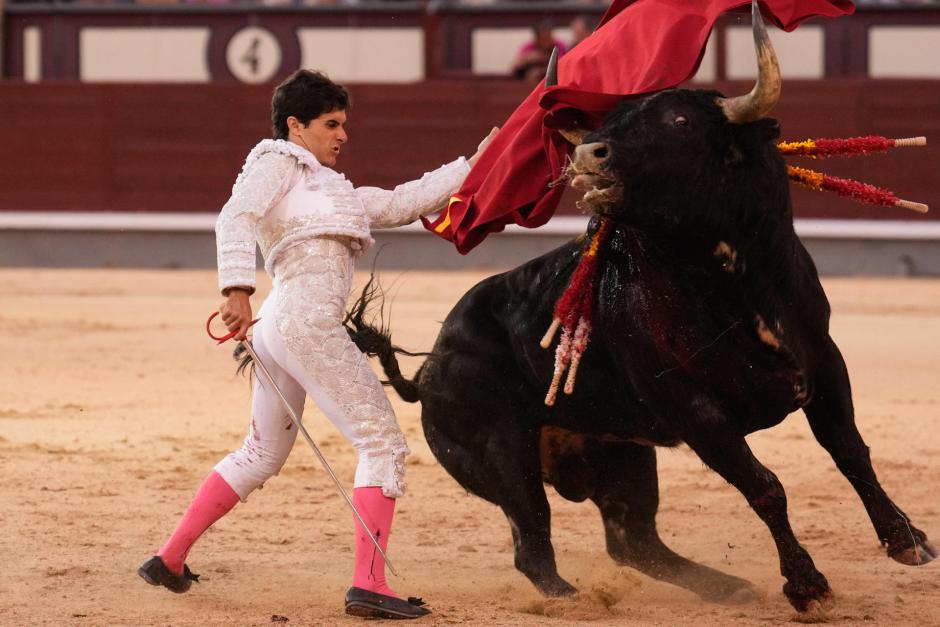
270, 69, 350, 140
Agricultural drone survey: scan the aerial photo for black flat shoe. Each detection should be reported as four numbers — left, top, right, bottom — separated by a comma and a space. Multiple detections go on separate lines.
137, 555, 199, 594
344, 586, 431, 620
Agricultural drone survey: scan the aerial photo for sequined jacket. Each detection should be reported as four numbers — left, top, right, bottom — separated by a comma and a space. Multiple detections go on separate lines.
216, 139, 470, 294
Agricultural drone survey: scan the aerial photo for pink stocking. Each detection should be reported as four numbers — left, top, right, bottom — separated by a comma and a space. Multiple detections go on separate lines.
352, 487, 398, 598
158, 471, 240, 576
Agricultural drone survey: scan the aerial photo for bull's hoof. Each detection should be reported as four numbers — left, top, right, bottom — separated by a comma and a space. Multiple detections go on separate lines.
537, 577, 579, 598
889, 538, 938, 566
783, 574, 832, 613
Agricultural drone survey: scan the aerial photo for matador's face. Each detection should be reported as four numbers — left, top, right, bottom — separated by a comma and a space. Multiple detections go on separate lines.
290, 108, 348, 168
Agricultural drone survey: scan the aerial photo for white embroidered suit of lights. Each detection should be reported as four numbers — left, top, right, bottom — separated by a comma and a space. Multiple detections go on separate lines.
214, 139, 469, 499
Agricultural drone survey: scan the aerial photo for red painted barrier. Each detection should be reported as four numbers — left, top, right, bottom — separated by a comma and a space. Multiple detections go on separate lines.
0, 80, 937, 221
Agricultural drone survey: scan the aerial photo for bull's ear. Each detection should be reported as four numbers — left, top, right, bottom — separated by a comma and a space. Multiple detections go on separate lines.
758, 118, 781, 141
549, 107, 591, 146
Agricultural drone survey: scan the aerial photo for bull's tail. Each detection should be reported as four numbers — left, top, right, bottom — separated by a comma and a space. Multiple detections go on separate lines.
233, 343, 253, 376
232, 275, 427, 405
343, 274, 425, 403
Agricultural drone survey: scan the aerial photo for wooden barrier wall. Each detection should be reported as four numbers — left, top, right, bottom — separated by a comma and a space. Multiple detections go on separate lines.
0, 79, 937, 222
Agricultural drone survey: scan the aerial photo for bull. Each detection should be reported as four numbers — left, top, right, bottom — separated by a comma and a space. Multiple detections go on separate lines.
344, 2, 936, 613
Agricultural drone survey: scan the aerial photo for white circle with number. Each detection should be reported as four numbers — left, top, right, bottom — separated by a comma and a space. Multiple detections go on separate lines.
225, 27, 282, 84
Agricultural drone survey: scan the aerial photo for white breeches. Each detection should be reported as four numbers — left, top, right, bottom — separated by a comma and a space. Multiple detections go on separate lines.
214, 237, 410, 500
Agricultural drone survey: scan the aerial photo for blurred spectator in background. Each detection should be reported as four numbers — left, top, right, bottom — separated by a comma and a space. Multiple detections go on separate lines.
511, 20, 566, 84
568, 14, 598, 49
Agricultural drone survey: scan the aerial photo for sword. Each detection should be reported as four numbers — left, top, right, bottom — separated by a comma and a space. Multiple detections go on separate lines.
207, 312, 398, 577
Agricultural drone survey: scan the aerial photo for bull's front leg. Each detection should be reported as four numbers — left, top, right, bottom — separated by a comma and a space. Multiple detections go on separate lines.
685, 431, 831, 612
588, 441, 760, 604
804, 338, 936, 566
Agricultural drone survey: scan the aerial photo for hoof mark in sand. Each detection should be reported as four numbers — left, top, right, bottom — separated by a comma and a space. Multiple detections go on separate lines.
522, 578, 633, 621
792, 599, 832, 624
45, 566, 91, 578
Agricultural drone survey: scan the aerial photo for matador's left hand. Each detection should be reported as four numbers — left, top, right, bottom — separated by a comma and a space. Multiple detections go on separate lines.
468, 127, 499, 169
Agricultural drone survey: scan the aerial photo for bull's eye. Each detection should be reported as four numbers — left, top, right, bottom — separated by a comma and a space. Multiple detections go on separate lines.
674, 115, 689, 127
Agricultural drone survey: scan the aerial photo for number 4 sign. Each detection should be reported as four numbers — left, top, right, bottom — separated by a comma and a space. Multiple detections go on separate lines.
225, 26, 282, 84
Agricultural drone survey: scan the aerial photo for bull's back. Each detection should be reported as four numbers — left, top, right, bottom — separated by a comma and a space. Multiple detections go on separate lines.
429, 240, 578, 355
416, 241, 581, 428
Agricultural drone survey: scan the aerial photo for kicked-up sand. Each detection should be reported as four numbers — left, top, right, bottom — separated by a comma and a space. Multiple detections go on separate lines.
1, 268, 938, 626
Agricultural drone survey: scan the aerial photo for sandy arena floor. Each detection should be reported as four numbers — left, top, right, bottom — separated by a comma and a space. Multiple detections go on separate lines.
1, 268, 938, 627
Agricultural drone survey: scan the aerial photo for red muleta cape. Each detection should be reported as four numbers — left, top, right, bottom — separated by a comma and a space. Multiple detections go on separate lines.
424, 0, 855, 254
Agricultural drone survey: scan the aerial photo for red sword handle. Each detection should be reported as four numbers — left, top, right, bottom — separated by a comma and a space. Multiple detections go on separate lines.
206, 311, 260, 344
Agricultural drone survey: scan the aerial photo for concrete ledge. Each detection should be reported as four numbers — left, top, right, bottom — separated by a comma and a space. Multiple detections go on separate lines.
2, 212, 940, 275
0, 212, 220, 231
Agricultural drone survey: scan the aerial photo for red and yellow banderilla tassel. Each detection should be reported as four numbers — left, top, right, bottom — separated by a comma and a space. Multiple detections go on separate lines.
780, 134, 928, 212
787, 165, 928, 213
778, 135, 926, 158
540, 218, 612, 406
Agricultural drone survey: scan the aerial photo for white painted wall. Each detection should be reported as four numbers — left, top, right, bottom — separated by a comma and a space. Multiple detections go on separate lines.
727, 25, 824, 79
24, 26, 41, 83
80, 27, 211, 82
689, 32, 717, 83
870, 26, 940, 78
298, 28, 424, 82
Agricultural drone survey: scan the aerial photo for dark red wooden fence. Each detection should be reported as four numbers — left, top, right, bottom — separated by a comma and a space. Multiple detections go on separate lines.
0, 79, 937, 221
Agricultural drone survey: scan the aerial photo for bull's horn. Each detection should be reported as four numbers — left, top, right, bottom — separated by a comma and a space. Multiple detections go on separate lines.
544, 47, 587, 145
716, 0, 781, 123
545, 46, 559, 88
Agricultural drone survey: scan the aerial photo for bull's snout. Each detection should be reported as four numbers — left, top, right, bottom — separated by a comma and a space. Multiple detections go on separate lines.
573, 142, 610, 171
570, 142, 615, 193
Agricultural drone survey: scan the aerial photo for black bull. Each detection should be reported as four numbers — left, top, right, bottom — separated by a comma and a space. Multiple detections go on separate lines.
345, 88, 936, 612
